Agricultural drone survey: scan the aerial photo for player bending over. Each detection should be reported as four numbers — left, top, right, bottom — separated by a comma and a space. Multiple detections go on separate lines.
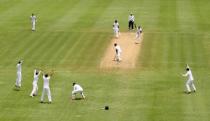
72, 82, 85, 100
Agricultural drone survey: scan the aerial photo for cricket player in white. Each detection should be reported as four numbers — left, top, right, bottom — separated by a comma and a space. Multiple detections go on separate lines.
72, 83, 85, 100
41, 74, 52, 103
182, 66, 196, 94
136, 26, 143, 40
30, 13, 37, 31
128, 13, 135, 30
15, 60, 23, 88
113, 20, 120, 38
114, 43, 122, 62
30, 69, 41, 97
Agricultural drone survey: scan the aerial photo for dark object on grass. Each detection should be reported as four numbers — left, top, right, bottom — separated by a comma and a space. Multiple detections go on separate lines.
105, 106, 109, 110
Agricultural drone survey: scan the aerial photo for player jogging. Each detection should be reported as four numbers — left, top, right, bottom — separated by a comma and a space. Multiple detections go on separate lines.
136, 26, 143, 40
114, 43, 122, 62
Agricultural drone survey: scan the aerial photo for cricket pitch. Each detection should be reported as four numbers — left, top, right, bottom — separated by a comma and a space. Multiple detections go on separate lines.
100, 32, 143, 69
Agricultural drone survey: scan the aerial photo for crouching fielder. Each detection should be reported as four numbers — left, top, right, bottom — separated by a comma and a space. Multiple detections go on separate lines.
72, 83, 85, 100
113, 20, 120, 38
182, 65, 196, 94
41, 74, 52, 103
30, 69, 41, 97
114, 43, 122, 62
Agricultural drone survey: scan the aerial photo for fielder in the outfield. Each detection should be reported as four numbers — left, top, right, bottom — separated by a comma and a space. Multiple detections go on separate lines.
182, 65, 196, 94
136, 26, 143, 41
41, 73, 52, 103
113, 19, 120, 38
15, 60, 23, 88
30, 69, 41, 97
114, 43, 122, 62
72, 83, 85, 100
30, 13, 37, 31
128, 13, 135, 30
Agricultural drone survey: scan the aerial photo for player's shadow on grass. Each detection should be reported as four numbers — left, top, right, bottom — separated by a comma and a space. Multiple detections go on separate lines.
74, 97, 85, 101
178, 91, 196, 95
40, 102, 52, 104
13, 88, 21, 91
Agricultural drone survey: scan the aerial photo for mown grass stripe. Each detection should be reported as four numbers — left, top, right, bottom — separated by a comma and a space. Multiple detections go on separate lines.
80, 33, 109, 68
24, 32, 54, 65
21, 33, 52, 64
70, 33, 96, 67
37, 33, 65, 66
47, 33, 71, 66
59, 33, 87, 65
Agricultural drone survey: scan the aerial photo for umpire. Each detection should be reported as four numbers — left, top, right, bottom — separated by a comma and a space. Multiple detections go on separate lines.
128, 13, 135, 30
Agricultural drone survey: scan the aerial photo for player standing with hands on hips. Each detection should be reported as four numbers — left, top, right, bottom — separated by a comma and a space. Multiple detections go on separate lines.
30, 13, 37, 31
128, 13, 135, 30
182, 64, 196, 94
15, 60, 23, 89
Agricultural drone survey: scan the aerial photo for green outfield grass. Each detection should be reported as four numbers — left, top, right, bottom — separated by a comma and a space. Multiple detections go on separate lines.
0, 0, 210, 121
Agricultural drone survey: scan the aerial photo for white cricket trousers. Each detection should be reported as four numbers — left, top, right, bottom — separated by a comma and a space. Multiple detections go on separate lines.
15, 72, 22, 87
113, 28, 119, 38
72, 90, 85, 99
32, 22, 36, 31
41, 88, 52, 102
186, 79, 196, 92
115, 52, 122, 61
136, 32, 140, 39
30, 84, 38, 96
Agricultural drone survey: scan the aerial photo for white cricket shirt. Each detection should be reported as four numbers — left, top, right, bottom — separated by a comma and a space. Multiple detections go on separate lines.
73, 84, 83, 91
184, 70, 194, 80
17, 63, 21, 73
43, 75, 50, 88
31, 15, 36, 22
115, 45, 122, 53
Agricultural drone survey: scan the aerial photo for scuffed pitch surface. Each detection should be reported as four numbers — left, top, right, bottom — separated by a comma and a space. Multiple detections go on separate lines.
100, 32, 143, 69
